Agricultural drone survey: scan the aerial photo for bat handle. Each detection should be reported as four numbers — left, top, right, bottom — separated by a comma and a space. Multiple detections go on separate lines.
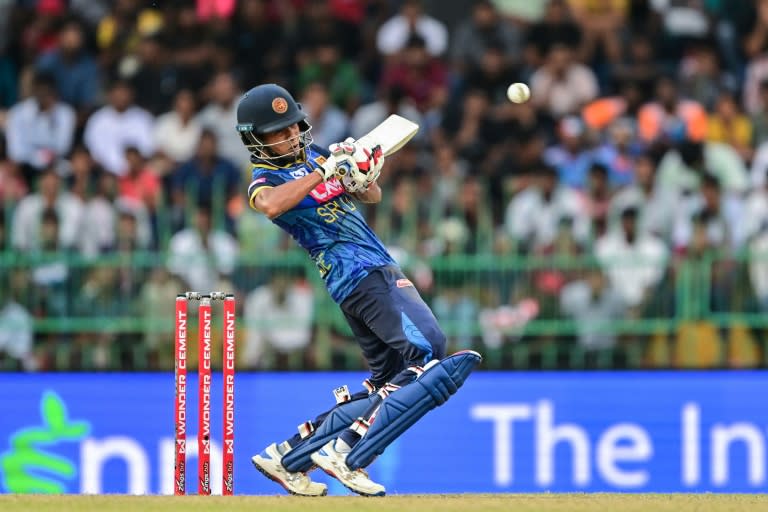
336, 159, 353, 177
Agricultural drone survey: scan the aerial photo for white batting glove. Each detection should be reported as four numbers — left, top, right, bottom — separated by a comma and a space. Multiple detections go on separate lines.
329, 138, 385, 193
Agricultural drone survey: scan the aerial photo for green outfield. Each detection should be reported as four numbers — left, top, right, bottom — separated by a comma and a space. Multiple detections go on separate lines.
1, 494, 768, 512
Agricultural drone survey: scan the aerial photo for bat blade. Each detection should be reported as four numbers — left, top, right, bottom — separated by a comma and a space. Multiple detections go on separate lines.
356, 114, 420, 156
320, 115, 420, 176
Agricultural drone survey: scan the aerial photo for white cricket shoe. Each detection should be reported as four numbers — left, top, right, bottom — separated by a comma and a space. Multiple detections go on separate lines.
310, 440, 386, 497
252, 443, 327, 496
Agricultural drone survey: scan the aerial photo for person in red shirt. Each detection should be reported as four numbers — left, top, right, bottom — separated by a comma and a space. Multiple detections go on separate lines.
118, 146, 161, 211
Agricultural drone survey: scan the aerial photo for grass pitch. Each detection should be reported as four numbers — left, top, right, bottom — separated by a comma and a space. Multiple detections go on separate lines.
1, 494, 768, 512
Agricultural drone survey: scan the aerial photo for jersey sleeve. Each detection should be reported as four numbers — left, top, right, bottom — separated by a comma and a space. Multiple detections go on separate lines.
247, 166, 283, 210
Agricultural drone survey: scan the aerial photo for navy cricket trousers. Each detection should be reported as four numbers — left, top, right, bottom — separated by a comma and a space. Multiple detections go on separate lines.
340, 265, 447, 387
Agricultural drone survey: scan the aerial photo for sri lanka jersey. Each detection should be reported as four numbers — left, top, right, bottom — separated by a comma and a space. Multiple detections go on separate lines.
247, 144, 396, 303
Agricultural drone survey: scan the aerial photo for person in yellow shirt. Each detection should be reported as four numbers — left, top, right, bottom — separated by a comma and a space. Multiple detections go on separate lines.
707, 90, 754, 162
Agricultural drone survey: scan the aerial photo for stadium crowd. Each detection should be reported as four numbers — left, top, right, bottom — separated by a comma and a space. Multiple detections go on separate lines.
1, 0, 768, 371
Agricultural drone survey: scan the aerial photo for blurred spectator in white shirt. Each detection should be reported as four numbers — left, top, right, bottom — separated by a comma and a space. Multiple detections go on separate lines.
167, 204, 239, 293
11, 168, 83, 251
243, 271, 314, 369
5, 72, 75, 181
0, 279, 35, 371
84, 79, 155, 176
610, 152, 679, 242
595, 206, 668, 309
560, 268, 625, 351
78, 171, 152, 257
505, 163, 590, 252
153, 89, 202, 164
530, 43, 598, 118
672, 174, 747, 254
196, 71, 250, 168
656, 139, 748, 196
298, 81, 348, 150
376, 0, 448, 58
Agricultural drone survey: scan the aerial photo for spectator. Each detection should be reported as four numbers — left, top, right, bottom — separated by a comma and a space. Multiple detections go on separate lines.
464, 40, 520, 107
376, 0, 449, 58
0, 279, 35, 371
78, 171, 152, 257
578, 162, 613, 238
450, 0, 522, 73
673, 174, 747, 254
96, 0, 163, 70
524, 0, 583, 68
153, 88, 202, 165
591, 117, 642, 187
637, 75, 708, 148
119, 146, 161, 211
678, 42, 726, 111
298, 81, 349, 150
380, 34, 449, 114
243, 270, 314, 369
543, 115, 593, 189
504, 164, 590, 252
560, 267, 625, 351
0, 135, 27, 203
568, 0, 626, 72
650, 0, 711, 62
195, 71, 250, 167
230, 0, 286, 87
610, 34, 660, 95
610, 152, 678, 242
656, 139, 748, 195
296, 37, 362, 113
350, 85, 423, 141
169, 129, 242, 232
167, 204, 239, 292
594, 206, 668, 310
5, 71, 75, 184
11, 168, 83, 251
83, 79, 155, 176
751, 80, 768, 145
29, 208, 71, 319
707, 90, 753, 162
530, 42, 599, 119
36, 19, 101, 113
125, 33, 178, 116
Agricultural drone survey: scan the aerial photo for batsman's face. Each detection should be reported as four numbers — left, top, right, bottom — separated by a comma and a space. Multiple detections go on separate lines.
262, 123, 302, 159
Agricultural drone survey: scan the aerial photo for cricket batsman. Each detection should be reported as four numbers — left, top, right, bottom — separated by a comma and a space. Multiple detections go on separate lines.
239, 83, 481, 496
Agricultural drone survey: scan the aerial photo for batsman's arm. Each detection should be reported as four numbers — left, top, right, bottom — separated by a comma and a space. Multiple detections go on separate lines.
351, 181, 382, 204
251, 172, 324, 219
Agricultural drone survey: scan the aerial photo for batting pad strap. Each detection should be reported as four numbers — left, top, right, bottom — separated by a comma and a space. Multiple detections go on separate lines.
345, 350, 482, 471
333, 384, 352, 404
281, 393, 378, 473
297, 421, 315, 439
362, 379, 376, 394
350, 418, 371, 436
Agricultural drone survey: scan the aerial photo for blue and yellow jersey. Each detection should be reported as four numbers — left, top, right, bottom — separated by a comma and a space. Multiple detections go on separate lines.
247, 144, 396, 303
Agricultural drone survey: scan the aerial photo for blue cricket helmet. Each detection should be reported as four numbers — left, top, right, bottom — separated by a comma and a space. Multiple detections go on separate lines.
236, 84, 312, 160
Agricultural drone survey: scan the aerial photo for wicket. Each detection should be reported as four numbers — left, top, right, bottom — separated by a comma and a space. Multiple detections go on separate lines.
174, 292, 236, 496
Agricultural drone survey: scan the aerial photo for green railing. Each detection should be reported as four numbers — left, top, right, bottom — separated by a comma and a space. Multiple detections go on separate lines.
1, 249, 767, 371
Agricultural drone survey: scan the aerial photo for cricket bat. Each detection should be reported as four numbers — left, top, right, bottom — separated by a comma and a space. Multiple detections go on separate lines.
321, 114, 419, 175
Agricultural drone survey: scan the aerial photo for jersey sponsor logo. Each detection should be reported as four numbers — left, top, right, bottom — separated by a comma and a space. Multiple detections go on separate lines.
290, 168, 310, 179
315, 156, 326, 165
309, 179, 345, 202
272, 97, 288, 114
396, 278, 414, 288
